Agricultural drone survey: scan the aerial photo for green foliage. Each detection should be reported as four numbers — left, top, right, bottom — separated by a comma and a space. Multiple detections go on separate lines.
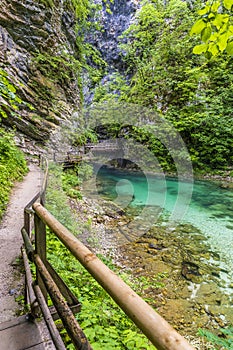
199, 326, 233, 349
0, 129, 28, 219
61, 169, 82, 199
32, 50, 81, 85
0, 69, 34, 121
46, 163, 81, 232
121, 0, 199, 107
46, 229, 156, 349
37, 0, 89, 21
75, 162, 93, 182
82, 43, 108, 86
97, 0, 233, 173
92, 72, 130, 103
191, 0, 233, 57
72, 128, 98, 146
70, 0, 90, 21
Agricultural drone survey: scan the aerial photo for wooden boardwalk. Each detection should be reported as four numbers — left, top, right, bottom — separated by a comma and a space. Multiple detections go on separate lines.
0, 315, 56, 350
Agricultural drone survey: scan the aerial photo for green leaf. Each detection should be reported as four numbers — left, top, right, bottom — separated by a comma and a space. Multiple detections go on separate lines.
0, 109, 8, 118
201, 27, 212, 42
223, 0, 233, 10
193, 43, 208, 54
209, 42, 220, 55
208, 13, 216, 20
226, 41, 233, 54
211, 1, 221, 12
212, 14, 228, 29
218, 32, 229, 51
198, 5, 210, 15
190, 19, 207, 35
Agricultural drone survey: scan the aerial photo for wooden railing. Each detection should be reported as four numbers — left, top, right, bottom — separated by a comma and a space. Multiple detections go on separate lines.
21, 156, 194, 350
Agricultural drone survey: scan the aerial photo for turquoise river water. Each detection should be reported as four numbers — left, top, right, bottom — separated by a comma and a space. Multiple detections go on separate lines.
95, 166, 233, 285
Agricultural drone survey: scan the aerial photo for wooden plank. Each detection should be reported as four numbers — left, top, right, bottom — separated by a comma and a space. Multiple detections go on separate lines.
0, 316, 55, 350
45, 260, 80, 307
34, 213, 47, 302
49, 304, 81, 321
33, 284, 66, 350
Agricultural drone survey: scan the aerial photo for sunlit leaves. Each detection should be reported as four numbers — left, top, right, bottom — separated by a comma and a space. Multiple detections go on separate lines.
212, 1, 221, 12
223, 0, 233, 10
202, 26, 212, 42
218, 32, 229, 50
190, 19, 207, 35
191, 0, 233, 56
226, 40, 233, 53
193, 43, 208, 54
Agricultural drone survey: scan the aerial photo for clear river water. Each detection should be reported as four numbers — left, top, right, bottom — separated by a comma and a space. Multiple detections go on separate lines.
95, 166, 233, 285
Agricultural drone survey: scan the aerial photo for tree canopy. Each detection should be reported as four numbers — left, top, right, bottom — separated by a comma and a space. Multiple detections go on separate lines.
89, 0, 233, 173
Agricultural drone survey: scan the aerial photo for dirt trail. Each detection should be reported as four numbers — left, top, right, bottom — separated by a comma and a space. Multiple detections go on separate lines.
0, 163, 41, 323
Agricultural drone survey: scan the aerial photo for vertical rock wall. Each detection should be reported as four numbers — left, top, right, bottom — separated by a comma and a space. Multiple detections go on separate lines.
83, 0, 139, 104
87, 0, 138, 69
0, 0, 81, 141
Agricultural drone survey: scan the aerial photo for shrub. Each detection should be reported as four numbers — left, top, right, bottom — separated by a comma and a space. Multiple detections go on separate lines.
0, 129, 28, 218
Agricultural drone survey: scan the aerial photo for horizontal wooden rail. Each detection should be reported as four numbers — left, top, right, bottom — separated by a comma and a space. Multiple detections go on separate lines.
33, 202, 194, 350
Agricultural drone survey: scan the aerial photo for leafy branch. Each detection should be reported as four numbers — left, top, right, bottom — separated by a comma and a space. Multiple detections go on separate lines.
191, 0, 233, 57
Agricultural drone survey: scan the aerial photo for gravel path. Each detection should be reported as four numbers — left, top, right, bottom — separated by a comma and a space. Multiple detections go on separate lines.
0, 163, 41, 323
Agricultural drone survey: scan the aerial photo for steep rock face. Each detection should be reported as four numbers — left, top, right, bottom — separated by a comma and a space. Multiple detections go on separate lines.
84, 0, 139, 104
0, 0, 80, 141
87, 0, 139, 69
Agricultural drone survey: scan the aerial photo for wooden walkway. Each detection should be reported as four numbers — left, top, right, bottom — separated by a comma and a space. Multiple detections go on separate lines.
0, 315, 56, 350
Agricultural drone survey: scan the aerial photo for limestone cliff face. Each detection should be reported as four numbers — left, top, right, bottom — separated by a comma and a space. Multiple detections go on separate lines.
0, 0, 80, 141
87, 0, 138, 69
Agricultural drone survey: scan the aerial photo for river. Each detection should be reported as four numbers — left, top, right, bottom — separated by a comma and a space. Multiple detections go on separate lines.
95, 166, 233, 287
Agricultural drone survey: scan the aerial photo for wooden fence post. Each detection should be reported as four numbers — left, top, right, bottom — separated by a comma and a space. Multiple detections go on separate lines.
34, 212, 47, 302
24, 209, 30, 236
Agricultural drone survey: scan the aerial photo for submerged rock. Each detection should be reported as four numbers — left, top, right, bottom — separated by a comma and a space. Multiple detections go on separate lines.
71, 192, 233, 338
181, 261, 201, 282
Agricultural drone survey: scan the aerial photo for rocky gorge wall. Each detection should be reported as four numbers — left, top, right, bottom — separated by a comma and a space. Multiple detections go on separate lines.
84, 0, 139, 104
0, 0, 81, 142
87, 0, 138, 69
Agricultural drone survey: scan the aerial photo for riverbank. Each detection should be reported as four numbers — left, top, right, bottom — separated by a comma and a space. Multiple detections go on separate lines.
69, 190, 233, 344
195, 168, 233, 187
100, 162, 233, 184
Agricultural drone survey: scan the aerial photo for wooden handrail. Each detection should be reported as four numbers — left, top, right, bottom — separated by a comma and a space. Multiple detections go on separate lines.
21, 155, 195, 350
33, 202, 194, 350
22, 156, 90, 349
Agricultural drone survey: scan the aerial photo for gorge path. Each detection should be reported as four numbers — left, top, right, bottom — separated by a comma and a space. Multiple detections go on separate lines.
0, 163, 41, 323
